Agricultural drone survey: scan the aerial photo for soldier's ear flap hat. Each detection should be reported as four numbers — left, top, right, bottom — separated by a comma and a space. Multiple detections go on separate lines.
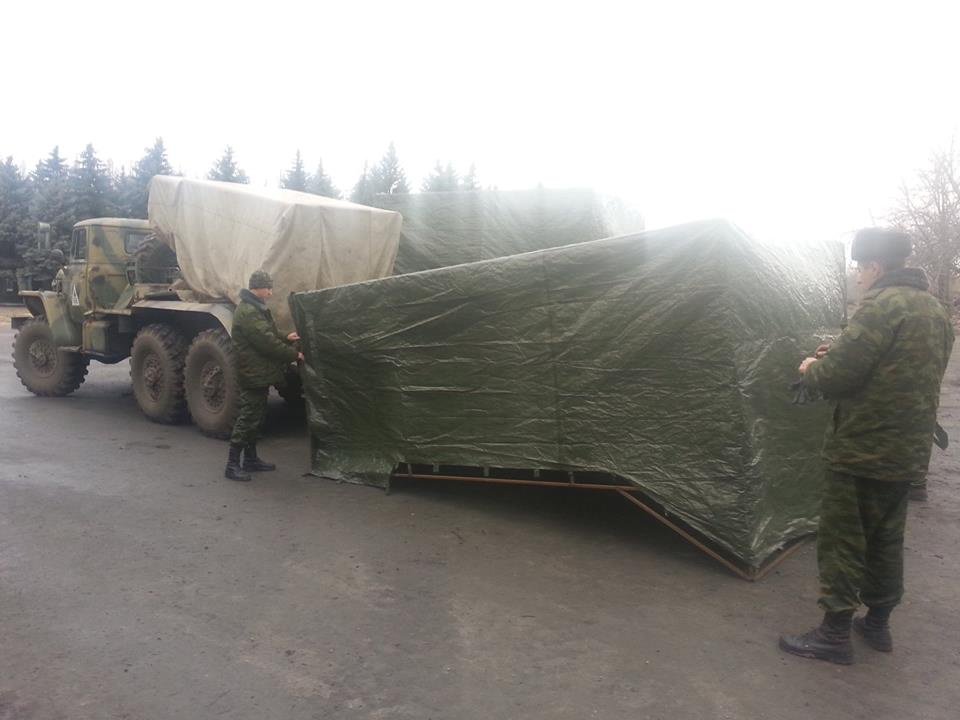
248, 269, 273, 289
851, 228, 912, 263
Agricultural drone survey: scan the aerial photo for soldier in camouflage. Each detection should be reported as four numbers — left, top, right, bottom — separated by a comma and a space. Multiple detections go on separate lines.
224, 270, 302, 482
779, 228, 954, 664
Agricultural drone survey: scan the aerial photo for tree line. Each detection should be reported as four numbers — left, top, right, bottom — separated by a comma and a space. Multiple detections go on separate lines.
5, 137, 957, 307
890, 143, 960, 306
0, 138, 479, 287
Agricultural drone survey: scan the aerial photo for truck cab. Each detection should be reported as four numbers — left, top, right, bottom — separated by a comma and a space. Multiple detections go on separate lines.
51, 219, 157, 357
14, 218, 253, 439
20, 218, 188, 359
62, 218, 154, 316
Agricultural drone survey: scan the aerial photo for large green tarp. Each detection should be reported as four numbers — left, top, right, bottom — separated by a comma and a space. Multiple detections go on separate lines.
290, 220, 845, 569
372, 189, 643, 275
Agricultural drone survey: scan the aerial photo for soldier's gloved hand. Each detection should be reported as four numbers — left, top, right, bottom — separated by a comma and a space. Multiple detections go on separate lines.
789, 378, 820, 405
815, 343, 830, 359
798, 357, 818, 375
287, 332, 300, 342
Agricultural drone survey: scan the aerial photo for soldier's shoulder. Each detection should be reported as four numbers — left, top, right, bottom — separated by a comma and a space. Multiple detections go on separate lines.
872, 284, 932, 310
233, 301, 258, 324
868, 287, 952, 334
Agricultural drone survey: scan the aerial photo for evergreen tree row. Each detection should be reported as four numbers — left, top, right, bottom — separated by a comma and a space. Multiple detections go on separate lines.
0, 139, 177, 285
0, 139, 480, 286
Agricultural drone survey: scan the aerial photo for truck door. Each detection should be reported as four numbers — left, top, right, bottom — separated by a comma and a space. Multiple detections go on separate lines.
65, 227, 90, 324
88, 226, 141, 309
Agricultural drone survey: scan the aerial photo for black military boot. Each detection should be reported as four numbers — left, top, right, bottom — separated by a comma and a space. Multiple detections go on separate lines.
225, 444, 251, 481
242, 444, 276, 472
853, 606, 893, 652
779, 611, 854, 665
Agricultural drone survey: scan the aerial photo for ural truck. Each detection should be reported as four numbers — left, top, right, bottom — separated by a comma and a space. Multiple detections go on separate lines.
10, 176, 401, 438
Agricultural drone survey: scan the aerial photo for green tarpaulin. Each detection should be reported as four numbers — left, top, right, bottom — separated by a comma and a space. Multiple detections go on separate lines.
290, 220, 845, 569
372, 189, 643, 275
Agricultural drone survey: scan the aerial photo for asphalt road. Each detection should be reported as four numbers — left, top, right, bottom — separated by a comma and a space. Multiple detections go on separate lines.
1, 321, 959, 720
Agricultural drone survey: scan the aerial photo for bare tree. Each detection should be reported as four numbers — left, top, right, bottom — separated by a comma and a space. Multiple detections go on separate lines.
890, 144, 960, 306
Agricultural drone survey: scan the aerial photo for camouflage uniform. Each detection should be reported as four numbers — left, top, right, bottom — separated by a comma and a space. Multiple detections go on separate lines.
230, 286, 299, 447
803, 267, 953, 612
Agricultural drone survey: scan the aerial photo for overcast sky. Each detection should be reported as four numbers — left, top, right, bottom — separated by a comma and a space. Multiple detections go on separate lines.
3, 0, 958, 245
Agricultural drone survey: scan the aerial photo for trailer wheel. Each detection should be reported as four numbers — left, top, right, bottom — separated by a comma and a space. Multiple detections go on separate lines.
11, 318, 88, 396
184, 328, 239, 439
130, 323, 188, 424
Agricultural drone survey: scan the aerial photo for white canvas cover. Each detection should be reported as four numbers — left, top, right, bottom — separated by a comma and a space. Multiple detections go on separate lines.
147, 176, 401, 331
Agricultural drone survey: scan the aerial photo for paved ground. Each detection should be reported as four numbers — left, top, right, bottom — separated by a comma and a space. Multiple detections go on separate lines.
1, 321, 959, 720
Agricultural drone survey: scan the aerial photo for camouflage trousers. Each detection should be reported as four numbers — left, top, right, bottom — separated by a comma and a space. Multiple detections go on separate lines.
230, 386, 269, 447
817, 470, 910, 613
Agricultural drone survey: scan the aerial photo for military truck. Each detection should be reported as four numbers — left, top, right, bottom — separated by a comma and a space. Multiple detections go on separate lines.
10, 177, 401, 438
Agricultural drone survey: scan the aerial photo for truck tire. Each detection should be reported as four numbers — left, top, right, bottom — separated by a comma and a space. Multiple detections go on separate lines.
184, 328, 238, 439
130, 323, 188, 424
11, 318, 88, 396
134, 235, 179, 283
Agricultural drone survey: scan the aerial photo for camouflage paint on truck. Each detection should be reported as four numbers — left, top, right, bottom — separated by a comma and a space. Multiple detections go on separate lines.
20, 219, 156, 354
62, 219, 154, 315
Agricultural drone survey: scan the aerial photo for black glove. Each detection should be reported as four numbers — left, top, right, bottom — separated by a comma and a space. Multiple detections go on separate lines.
934, 422, 949, 450
789, 378, 820, 405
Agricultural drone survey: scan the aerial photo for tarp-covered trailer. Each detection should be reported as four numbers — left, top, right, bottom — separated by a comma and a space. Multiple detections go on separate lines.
290, 220, 845, 578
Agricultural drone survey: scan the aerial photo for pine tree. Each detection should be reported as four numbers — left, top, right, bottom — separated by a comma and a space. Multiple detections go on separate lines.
24, 146, 74, 284
281, 150, 308, 192
0, 157, 31, 270
208, 146, 250, 184
421, 161, 443, 192
33, 145, 68, 184
69, 143, 115, 221
369, 142, 410, 195
126, 137, 174, 218
421, 161, 460, 192
113, 166, 137, 218
349, 163, 375, 205
30, 146, 74, 243
135, 137, 174, 178
443, 162, 459, 190
461, 163, 479, 191
306, 159, 341, 199
307, 161, 340, 198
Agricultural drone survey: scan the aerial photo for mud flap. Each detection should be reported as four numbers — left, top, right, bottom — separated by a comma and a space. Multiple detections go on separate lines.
36, 291, 81, 346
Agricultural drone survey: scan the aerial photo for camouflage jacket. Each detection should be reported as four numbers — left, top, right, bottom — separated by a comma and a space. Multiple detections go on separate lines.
804, 268, 954, 481
232, 289, 299, 388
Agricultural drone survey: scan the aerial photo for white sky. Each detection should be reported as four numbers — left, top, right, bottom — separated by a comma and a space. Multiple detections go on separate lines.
2, 0, 958, 245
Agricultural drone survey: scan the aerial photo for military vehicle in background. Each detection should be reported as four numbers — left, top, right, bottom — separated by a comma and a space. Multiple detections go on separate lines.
13, 222, 60, 294
10, 177, 401, 438
0, 223, 49, 304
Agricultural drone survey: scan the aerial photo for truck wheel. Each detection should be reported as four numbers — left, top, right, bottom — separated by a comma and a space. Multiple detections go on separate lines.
130, 323, 188, 424
11, 318, 89, 396
184, 328, 238, 439
275, 366, 305, 412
